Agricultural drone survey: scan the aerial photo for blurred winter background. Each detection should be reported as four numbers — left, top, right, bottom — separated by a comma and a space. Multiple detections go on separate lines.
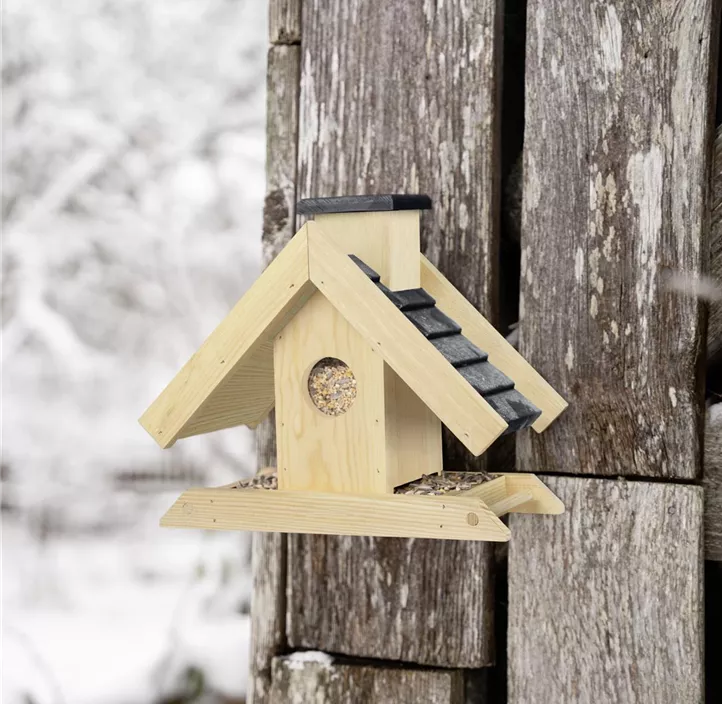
2, 1, 267, 701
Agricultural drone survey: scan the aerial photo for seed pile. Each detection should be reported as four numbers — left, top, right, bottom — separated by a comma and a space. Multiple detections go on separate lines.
395, 471, 494, 495
232, 467, 277, 491
308, 357, 357, 416
229, 469, 495, 495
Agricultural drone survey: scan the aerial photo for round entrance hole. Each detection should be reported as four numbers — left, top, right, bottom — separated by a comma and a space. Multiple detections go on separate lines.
308, 357, 357, 416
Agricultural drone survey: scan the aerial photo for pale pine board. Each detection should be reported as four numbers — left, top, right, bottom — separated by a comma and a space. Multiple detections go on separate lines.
420, 255, 567, 432
508, 476, 703, 704
274, 291, 388, 494
161, 487, 511, 542
308, 222, 507, 456
315, 210, 421, 289
140, 225, 313, 447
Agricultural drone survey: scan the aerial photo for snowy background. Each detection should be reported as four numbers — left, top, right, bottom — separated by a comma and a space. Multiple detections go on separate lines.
2, 1, 268, 701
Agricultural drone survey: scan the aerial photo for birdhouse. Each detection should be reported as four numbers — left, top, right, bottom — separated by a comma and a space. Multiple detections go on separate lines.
141, 195, 567, 541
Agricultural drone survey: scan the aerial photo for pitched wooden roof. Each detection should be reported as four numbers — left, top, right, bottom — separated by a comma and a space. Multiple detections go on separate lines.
140, 219, 566, 452
348, 256, 542, 434
139, 225, 314, 448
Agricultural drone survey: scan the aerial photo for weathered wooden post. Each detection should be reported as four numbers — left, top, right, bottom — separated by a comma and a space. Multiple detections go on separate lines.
509, 1, 719, 702
252, 1, 506, 701
250, 1, 721, 703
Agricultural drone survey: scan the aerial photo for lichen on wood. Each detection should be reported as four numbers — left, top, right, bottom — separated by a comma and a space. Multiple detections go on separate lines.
517, 0, 716, 479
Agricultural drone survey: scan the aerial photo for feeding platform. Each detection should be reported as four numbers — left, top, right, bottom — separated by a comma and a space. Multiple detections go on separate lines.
141, 194, 568, 542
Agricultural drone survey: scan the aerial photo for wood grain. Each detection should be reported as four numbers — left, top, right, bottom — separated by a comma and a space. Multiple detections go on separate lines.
705, 403, 722, 561
140, 226, 313, 447
287, 534, 496, 666
274, 291, 389, 494
508, 476, 704, 704
708, 126, 722, 360
249, 40, 301, 704
517, 0, 717, 479
270, 655, 464, 704
420, 254, 567, 432
287, 0, 503, 668
308, 222, 507, 455
160, 486, 511, 541
298, 0, 502, 328
269, 0, 301, 45
315, 210, 422, 289
263, 45, 300, 263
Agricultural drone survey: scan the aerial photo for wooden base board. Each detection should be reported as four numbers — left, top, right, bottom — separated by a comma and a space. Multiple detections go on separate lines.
160, 472, 563, 542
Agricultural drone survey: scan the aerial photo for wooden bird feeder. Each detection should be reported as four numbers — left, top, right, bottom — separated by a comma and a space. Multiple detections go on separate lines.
140, 195, 568, 541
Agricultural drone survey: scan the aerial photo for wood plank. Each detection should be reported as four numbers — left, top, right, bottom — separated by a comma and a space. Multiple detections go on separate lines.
288, 0, 504, 669
315, 210, 421, 289
707, 561, 722, 701
249, 41, 301, 704
308, 221, 507, 456
139, 225, 313, 448
705, 403, 722, 561
459, 473, 564, 516
269, 0, 301, 45
177, 342, 274, 438
498, 473, 565, 515
708, 126, 722, 360
517, 0, 717, 479
160, 487, 511, 542
274, 291, 388, 494
263, 45, 300, 259
383, 365, 443, 491
420, 254, 567, 432
287, 534, 496, 666
302, 208, 443, 490
249, 525, 286, 704
270, 655, 464, 704
297, 1, 502, 321
508, 476, 704, 704
487, 491, 533, 517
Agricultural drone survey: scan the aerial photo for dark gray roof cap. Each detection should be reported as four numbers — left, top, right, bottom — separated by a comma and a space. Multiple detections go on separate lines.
297, 194, 432, 215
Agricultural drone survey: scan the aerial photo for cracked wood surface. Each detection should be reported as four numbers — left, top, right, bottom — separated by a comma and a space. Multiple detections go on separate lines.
270, 656, 465, 704
248, 32, 300, 704
705, 403, 722, 561
508, 476, 704, 704
517, 0, 717, 479
286, 0, 503, 667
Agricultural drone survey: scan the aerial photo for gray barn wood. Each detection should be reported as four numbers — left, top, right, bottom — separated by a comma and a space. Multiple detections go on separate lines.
248, 36, 301, 704
297, 0, 501, 318
705, 403, 722, 561
517, 0, 717, 479
269, 0, 301, 45
286, 535, 494, 667
708, 126, 722, 360
270, 655, 464, 704
262, 45, 300, 265
286, 0, 503, 667
508, 476, 704, 704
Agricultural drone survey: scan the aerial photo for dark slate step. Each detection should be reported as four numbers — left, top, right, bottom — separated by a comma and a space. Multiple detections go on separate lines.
484, 389, 542, 434
431, 334, 488, 367
349, 254, 381, 282
298, 194, 432, 215
387, 288, 435, 311
404, 306, 462, 339
459, 362, 515, 396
